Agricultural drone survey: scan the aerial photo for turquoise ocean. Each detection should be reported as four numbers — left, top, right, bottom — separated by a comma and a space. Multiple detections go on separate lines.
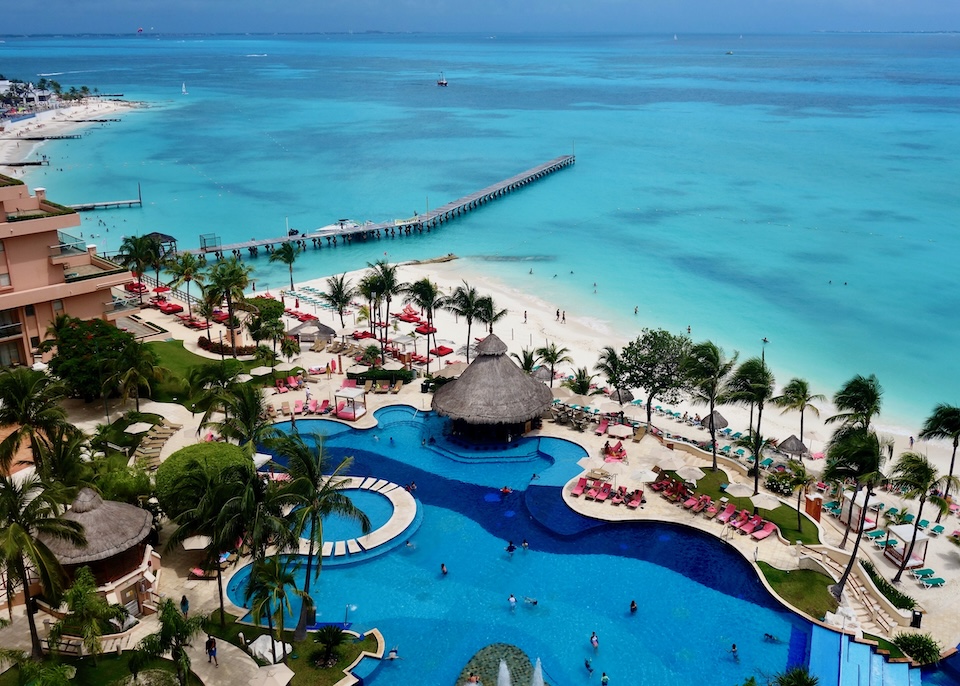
4, 32, 960, 429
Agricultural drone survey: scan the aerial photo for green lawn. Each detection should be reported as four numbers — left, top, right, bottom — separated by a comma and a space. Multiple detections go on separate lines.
864, 633, 905, 660
673, 467, 821, 544
757, 562, 839, 620
206, 610, 378, 686
0, 654, 202, 686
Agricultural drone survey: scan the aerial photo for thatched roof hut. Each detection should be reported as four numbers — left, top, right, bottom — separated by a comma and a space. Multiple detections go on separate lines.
432, 334, 552, 439
39, 488, 153, 584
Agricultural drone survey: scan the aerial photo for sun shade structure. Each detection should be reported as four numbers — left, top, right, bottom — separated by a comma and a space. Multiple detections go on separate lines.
777, 434, 808, 456
701, 410, 728, 431
432, 334, 552, 441
39, 488, 153, 584
288, 319, 336, 342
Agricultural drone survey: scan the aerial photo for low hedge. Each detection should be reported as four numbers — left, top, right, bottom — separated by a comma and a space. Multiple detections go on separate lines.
860, 559, 917, 610
349, 369, 415, 384
198, 335, 259, 357
894, 632, 942, 665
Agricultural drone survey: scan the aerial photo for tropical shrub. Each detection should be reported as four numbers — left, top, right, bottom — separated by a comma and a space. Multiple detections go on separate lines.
860, 560, 917, 610
42, 318, 135, 401
765, 472, 794, 496
313, 625, 347, 666
155, 442, 249, 518
893, 632, 942, 665
197, 336, 259, 357
247, 296, 285, 322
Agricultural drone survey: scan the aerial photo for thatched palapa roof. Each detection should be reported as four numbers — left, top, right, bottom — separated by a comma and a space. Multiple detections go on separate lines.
431, 334, 553, 425
39, 488, 152, 565
778, 434, 808, 456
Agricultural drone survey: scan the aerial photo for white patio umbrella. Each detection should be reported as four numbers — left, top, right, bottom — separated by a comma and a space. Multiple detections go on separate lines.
566, 394, 595, 408
657, 454, 685, 472
253, 453, 273, 469
124, 422, 153, 434
592, 400, 623, 415
381, 360, 405, 371
275, 361, 296, 372
623, 406, 646, 422
676, 465, 706, 483
250, 366, 273, 377
434, 362, 468, 379
631, 468, 659, 484
751, 492, 781, 511
607, 424, 634, 439
182, 534, 212, 551
552, 387, 573, 400
725, 482, 754, 498
236, 373, 253, 383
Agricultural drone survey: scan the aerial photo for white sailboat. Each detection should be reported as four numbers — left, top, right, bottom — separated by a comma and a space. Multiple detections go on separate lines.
181, 82, 188, 95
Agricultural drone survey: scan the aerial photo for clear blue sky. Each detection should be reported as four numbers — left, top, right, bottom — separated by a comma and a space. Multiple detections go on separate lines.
4, 0, 959, 35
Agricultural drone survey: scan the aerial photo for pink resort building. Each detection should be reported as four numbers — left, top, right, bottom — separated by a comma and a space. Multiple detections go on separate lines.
0, 174, 136, 365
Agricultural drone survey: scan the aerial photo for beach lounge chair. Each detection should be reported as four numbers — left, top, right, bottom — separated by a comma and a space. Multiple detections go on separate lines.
930, 524, 945, 537
305, 399, 318, 414
874, 538, 898, 550
682, 495, 699, 509
751, 522, 778, 541
335, 401, 346, 417
692, 496, 711, 514
293, 400, 304, 415
376, 381, 390, 394
729, 510, 751, 529
703, 502, 720, 519
570, 477, 589, 497
611, 486, 628, 506
390, 380, 403, 393
759, 457, 774, 469
585, 481, 609, 500
865, 529, 886, 540
715, 503, 737, 523
594, 483, 613, 503
911, 568, 936, 579
266, 404, 278, 419
739, 516, 764, 535
317, 399, 330, 414
280, 401, 291, 416
884, 507, 899, 519
920, 577, 945, 589
625, 490, 644, 508
917, 519, 930, 531
275, 379, 288, 394
363, 380, 373, 393
595, 420, 609, 436
189, 567, 216, 580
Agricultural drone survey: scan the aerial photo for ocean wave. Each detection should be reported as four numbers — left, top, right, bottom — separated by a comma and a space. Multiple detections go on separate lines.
244, 54, 269, 57
471, 255, 556, 262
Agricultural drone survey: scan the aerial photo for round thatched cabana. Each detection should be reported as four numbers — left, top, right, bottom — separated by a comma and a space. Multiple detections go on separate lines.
432, 334, 552, 442
39, 488, 153, 586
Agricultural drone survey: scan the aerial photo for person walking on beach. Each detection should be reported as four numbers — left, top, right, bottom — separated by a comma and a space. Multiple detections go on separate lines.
562, 311, 566, 323
556, 308, 560, 321
180, 595, 189, 618
524, 310, 527, 323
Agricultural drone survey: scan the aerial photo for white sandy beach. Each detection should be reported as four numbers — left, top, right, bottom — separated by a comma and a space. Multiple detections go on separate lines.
0, 99, 139, 176
292, 258, 953, 476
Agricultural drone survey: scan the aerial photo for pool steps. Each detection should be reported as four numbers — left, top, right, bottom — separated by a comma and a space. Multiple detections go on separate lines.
809, 625, 921, 686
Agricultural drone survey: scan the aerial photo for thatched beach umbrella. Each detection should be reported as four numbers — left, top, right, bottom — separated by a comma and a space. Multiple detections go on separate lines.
701, 410, 728, 431
531, 366, 553, 382
610, 389, 634, 404
39, 488, 152, 572
432, 334, 552, 427
778, 434, 808, 457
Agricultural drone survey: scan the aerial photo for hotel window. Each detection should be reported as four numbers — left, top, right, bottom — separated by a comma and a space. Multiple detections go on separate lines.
53, 300, 64, 313
0, 340, 23, 367
0, 273, 8, 287
25, 304, 35, 317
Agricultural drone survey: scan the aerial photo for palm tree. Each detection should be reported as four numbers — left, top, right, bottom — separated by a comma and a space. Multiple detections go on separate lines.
217, 462, 296, 563
271, 433, 369, 640
107, 339, 168, 412
562, 367, 600, 395
403, 278, 446, 374
773, 666, 819, 686
733, 432, 774, 495
828, 374, 883, 430
133, 598, 208, 686
919, 404, 960, 517
269, 241, 300, 291
357, 274, 380, 337
684, 341, 738, 472
536, 342, 573, 388
0, 648, 76, 684
773, 378, 825, 451
444, 281, 484, 363
367, 261, 406, 364
887, 452, 958, 583
35, 425, 91, 499
279, 335, 300, 363
322, 273, 356, 329
595, 346, 629, 405
0, 476, 85, 658
166, 252, 205, 319
116, 235, 160, 304
0, 368, 71, 478
48, 566, 127, 664
248, 316, 285, 369
726, 357, 774, 494
476, 295, 507, 334
201, 383, 278, 452
206, 256, 253, 358
245, 557, 306, 664
511, 348, 540, 374
822, 428, 886, 598
788, 461, 815, 532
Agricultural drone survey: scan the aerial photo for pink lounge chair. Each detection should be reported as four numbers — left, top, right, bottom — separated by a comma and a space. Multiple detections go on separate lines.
594, 484, 614, 503
585, 481, 609, 500
571, 477, 589, 497
751, 522, 778, 541
703, 502, 719, 518
335, 401, 346, 416
595, 420, 609, 436
736, 514, 762, 533
317, 399, 330, 414
692, 496, 712, 513
293, 400, 304, 415
306, 399, 319, 414
287, 375, 300, 388
716, 503, 737, 524
275, 379, 288, 394
625, 490, 644, 508
611, 486, 628, 505
682, 495, 700, 509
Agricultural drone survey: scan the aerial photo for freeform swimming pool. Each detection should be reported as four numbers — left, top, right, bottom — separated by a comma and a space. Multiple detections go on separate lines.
232, 406, 812, 685
299, 488, 394, 543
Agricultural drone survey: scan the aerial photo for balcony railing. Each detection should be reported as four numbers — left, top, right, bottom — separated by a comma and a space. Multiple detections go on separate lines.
48, 240, 87, 260
0, 321, 23, 339
104, 297, 140, 315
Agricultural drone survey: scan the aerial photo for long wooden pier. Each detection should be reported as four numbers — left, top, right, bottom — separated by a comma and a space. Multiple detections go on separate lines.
69, 184, 142, 211
194, 154, 575, 257
0, 135, 82, 141
1, 160, 49, 167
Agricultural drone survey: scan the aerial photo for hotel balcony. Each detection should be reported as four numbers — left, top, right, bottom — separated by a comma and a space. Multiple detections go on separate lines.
0, 321, 23, 341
